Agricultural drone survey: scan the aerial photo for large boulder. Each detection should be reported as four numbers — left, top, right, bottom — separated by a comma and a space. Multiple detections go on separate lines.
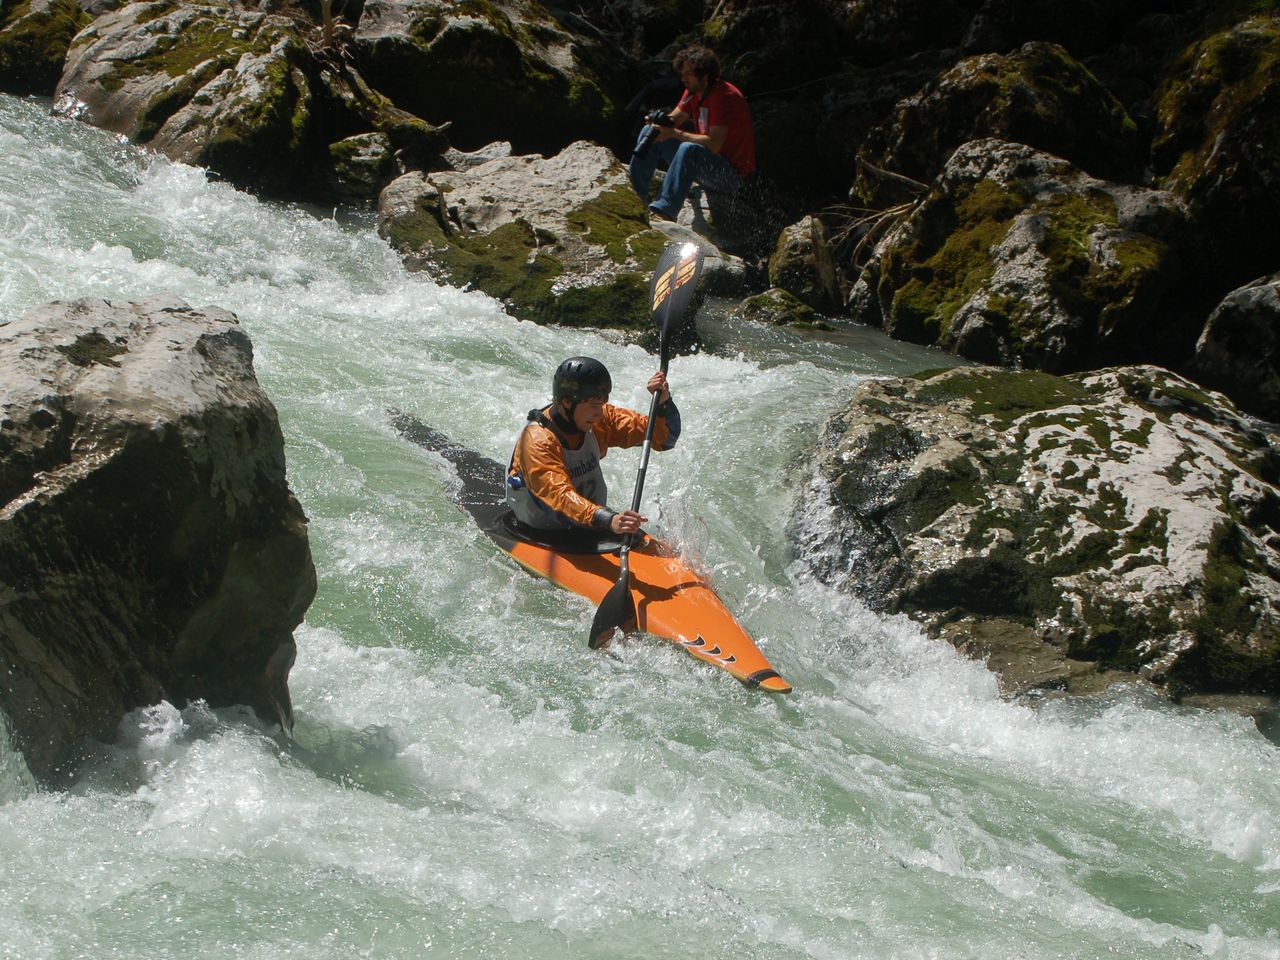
1188, 274, 1280, 422
790, 365, 1280, 697
51, 0, 448, 200
851, 139, 1187, 372
54, 1, 320, 196
0, 0, 90, 96
852, 42, 1143, 208
353, 0, 625, 155
377, 141, 669, 329
1152, 10, 1280, 294
0, 294, 315, 786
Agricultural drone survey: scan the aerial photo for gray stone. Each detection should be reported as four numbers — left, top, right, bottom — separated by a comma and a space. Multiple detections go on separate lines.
53, 1, 317, 195
790, 364, 1280, 697
377, 141, 672, 330
0, 294, 315, 786
1189, 274, 1280, 422
851, 139, 1187, 373
768, 216, 842, 314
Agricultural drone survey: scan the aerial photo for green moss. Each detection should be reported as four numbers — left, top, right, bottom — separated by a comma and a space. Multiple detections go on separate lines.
1195, 521, 1263, 639
564, 186, 664, 266
568, 74, 614, 121
912, 368, 1091, 427
882, 181, 1025, 343
428, 219, 561, 305
57, 331, 126, 368
0, 0, 91, 92
1157, 13, 1280, 189
1121, 508, 1170, 556
546, 273, 649, 328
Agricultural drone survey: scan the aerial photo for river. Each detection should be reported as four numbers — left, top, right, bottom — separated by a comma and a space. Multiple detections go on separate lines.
1, 93, 1278, 960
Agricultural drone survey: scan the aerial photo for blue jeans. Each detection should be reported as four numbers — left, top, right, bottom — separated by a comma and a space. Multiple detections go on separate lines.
628, 127, 742, 219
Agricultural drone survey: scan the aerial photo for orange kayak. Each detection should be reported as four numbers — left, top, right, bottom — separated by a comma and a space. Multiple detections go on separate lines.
393, 413, 791, 693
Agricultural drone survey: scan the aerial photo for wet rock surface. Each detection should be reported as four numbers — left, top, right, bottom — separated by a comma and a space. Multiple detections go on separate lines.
851, 140, 1186, 373
376, 140, 669, 330
791, 365, 1280, 698
0, 294, 315, 786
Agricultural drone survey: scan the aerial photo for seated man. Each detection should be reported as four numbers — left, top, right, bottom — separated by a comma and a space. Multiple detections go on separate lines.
628, 44, 756, 224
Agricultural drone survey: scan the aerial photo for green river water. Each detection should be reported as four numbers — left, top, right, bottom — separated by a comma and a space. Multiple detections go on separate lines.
1, 94, 1278, 960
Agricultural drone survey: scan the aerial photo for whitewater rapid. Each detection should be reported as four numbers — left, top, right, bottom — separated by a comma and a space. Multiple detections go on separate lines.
1, 94, 1278, 960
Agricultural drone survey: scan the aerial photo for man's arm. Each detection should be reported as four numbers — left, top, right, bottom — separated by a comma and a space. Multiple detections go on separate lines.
657, 123, 727, 154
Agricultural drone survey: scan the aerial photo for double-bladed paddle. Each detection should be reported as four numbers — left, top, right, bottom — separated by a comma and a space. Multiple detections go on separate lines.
589, 241, 706, 649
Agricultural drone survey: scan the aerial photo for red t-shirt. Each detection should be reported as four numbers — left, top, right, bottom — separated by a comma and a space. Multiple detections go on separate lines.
676, 79, 756, 178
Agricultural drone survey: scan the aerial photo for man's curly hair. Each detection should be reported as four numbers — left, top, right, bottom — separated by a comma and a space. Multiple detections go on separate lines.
673, 45, 721, 83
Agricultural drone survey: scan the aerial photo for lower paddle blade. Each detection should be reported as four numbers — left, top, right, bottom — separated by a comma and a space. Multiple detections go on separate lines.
589, 576, 636, 648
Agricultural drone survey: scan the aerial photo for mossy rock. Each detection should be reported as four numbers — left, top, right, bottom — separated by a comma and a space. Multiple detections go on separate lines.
1152, 10, 1280, 291
378, 146, 669, 332
854, 42, 1143, 208
862, 139, 1185, 372
731, 288, 829, 328
55, 1, 324, 197
793, 363, 1280, 696
0, 0, 91, 96
354, 0, 626, 155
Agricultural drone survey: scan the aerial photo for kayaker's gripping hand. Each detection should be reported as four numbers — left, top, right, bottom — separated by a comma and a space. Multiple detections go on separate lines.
647, 371, 671, 405
610, 510, 648, 535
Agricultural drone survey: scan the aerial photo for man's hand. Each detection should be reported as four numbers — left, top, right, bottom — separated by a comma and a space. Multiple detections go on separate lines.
646, 371, 671, 405
610, 510, 647, 535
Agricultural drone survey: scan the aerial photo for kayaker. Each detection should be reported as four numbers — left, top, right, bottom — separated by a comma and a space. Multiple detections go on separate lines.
506, 356, 680, 537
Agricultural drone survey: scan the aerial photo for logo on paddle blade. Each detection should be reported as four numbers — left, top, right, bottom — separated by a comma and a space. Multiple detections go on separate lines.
651, 248, 701, 313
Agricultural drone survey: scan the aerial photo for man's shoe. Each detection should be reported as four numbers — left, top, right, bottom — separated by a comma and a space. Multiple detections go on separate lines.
648, 206, 676, 223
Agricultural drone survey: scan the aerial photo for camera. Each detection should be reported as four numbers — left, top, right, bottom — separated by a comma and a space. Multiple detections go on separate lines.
632, 109, 676, 160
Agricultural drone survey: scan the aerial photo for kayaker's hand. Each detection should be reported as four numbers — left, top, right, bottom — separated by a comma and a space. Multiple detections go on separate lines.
646, 371, 671, 405
610, 510, 647, 535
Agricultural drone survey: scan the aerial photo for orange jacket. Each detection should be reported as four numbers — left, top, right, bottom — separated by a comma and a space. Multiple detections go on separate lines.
508, 403, 675, 528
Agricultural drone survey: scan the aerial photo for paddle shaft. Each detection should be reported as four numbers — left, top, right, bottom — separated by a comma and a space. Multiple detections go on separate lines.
616, 348, 670, 579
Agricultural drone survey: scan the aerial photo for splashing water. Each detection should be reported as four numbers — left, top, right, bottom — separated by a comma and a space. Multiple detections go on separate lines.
1, 94, 1278, 960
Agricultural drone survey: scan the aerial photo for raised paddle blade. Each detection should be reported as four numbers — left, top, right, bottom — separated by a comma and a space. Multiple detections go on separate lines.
589, 573, 636, 648
649, 241, 705, 366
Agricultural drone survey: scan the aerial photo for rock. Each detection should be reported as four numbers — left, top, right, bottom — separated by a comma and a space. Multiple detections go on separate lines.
767, 215, 842, 314
313, 59, 451, 174
730, 288, 827, 328
852, 42, 1144, 208
327, 132, 395, 203
1188, 274, 1280, 422
0, 294, 315, 786
814, 50, 962, 210
353, 0, 625, 156
962, 0, 1127, 58
706, 0, 969, 90
442, 140, 513, 171
377, 141, 671, 330
1152, 10, 1280, 293
790, 364, 1280, 697
50, 0, 448, 200
0, 0, 90, 96
851, 139, 1186, 372
53, 1, 319, 197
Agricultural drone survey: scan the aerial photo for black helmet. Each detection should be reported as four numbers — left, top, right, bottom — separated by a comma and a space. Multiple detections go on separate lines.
553, 356, 612, 404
